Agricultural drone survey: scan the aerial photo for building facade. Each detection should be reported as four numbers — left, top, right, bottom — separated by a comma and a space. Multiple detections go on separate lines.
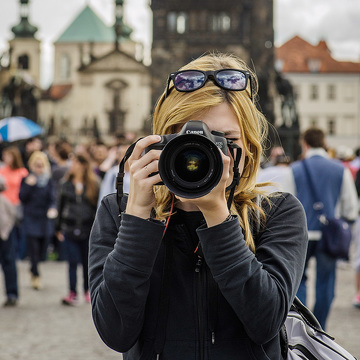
1, 1, 152, 144
150, 0, 276, 129
275, 36, 360, 150
39, 4, 151, 143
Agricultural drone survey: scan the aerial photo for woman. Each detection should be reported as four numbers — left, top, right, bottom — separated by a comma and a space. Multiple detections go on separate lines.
0, 146, 28, 305
57, 153, 99, 305
19, 151, 57, 290
89, 53, 308, 359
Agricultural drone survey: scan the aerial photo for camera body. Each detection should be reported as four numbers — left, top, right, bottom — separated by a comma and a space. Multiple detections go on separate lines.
145, 121, 229, 198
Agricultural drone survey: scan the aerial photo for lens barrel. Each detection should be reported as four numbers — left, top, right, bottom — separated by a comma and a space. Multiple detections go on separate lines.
158, 134, 223, 198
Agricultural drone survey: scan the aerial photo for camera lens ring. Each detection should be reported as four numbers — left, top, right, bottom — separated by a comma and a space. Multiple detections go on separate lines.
158, 134, 223, 198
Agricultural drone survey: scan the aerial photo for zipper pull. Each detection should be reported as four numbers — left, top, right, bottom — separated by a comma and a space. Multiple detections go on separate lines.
211, 331, 215, 345
195, 255, 203, 273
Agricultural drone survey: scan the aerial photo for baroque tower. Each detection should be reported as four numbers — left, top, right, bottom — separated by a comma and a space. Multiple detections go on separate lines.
150, 0, 275, 125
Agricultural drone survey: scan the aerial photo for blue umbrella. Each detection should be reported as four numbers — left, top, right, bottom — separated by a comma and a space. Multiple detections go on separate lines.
0, 116, 43, 142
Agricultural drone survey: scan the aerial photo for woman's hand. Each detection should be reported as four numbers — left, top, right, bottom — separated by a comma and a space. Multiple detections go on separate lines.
125, 135, 162, 219
25, 174, 37, 186
177, 151, 231, 227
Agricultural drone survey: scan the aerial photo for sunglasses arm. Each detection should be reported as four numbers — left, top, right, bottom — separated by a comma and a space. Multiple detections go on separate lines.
165, 76, 173, 99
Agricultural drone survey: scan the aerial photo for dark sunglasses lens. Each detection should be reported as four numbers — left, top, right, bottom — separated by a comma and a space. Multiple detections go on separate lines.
216, 70, 247, 90
174, 71, 205, 91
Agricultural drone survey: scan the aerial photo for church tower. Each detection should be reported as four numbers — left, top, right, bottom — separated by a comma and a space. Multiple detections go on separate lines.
9, 0, 41, 86
150, 0, 275, 124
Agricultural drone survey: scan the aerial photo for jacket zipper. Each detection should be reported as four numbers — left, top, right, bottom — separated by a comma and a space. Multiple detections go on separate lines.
195, 255, 205, 360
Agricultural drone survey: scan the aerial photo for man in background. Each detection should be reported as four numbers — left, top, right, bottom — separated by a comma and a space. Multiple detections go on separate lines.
291, 127, 358, 329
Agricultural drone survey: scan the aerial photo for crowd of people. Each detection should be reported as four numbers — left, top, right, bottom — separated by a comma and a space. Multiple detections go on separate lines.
0, 133, 135, 307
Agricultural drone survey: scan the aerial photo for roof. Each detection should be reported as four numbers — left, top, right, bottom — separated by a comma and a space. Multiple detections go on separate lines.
42, 84, 73, 100
276, 36, 360, 73
55, 5, 115, 43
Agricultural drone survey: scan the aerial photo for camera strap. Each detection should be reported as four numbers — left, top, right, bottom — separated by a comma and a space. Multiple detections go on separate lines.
116, 139, 143, 212
225, 144, 242, 209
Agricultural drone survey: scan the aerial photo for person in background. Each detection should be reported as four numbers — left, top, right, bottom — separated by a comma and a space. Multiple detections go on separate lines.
89, 53, 308, 359
20, 137, 43, 170
257, 152, 295, 194
57, 153, 99, 305
19, 151, 57, 290
0, 146, 28, 306
97, 142, 132, 207
353, 168, 360, 308
291, 128, 358, 329
48, 140, 72, 261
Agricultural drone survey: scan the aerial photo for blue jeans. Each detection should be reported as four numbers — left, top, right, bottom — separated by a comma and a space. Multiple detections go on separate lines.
297, 240, 336, 330
64, 235, 89, 294
0, 227, 19, 299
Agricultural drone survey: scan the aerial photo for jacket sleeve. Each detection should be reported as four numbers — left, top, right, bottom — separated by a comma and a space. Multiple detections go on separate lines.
197, 192, 308, 344
338, 167, 358, 222
19, 177, 34, 204
89, 195, 165, 352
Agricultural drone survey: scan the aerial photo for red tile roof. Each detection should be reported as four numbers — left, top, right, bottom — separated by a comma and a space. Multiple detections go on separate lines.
42, 84, 72, 100
276, 36, 360, 73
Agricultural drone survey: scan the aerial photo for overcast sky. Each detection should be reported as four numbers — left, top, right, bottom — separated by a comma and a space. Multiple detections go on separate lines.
0, 0, 359, 86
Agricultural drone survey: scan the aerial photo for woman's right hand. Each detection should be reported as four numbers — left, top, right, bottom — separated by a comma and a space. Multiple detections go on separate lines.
125, 135, 162, 219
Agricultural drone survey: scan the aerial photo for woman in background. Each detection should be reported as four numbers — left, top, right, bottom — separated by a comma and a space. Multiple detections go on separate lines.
0, 146, 28, 305
57, 153, 99, 305
19, 151, 57, 290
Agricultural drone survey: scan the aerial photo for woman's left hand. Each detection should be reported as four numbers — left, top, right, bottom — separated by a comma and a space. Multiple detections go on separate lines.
176, 151, 231, 227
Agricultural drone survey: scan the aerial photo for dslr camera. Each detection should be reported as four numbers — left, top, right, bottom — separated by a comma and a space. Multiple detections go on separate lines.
145, 120, 230, 198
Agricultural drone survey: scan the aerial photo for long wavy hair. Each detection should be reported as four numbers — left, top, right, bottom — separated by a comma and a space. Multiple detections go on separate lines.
152, 52, 270, 252
64, 153, 99, 206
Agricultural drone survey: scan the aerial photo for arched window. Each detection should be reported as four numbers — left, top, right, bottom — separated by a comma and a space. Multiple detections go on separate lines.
18, 54, 29, 69
60, 54, 71, 79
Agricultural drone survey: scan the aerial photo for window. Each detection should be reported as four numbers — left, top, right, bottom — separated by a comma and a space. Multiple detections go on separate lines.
60, 54, 71, 79
167, 12, 188, 34
327, 117, 336, 135
327, 84, 336, 100
310, 85, 318, 100
18, 54, 29, 70
212, 12, 231, 32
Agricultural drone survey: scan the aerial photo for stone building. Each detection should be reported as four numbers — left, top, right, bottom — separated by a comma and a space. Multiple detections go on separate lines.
39, 2, 151, 143
275, 36, 360, 150
0, 0, 40, 122
150, 0, 276, 128
0, 0, 152, 144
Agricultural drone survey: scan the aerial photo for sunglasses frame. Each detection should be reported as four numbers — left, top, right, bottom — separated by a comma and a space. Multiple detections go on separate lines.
165, 68, 253, 101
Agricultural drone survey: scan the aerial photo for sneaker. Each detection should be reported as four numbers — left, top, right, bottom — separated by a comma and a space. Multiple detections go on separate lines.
84, 291, 91, 304
353, 295, 360, 309
62, 291, 78, 306
31, 275, 41, 290
3, 297, 17, 307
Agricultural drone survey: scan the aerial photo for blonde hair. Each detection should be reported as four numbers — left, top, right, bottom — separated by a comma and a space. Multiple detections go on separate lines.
152, 52, 269, 252
28, 151, 51, 175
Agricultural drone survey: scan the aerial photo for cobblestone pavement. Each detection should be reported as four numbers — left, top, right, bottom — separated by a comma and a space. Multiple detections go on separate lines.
0, 257, 359, 360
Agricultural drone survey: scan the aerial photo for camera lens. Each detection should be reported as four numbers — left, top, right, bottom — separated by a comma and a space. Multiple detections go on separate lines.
174, 148, 209, 183
158, 134, 223, 198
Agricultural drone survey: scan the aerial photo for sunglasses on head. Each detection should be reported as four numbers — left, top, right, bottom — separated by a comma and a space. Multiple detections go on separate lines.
165, 69, 253, 101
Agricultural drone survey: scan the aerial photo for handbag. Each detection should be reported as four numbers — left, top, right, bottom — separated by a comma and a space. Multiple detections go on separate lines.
281, 297, 357, 360
302, 160, 352, 260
